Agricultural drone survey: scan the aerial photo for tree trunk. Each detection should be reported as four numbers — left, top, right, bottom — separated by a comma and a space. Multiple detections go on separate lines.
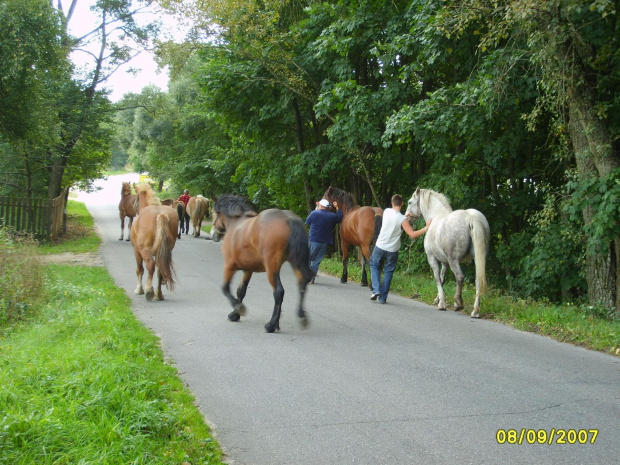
568, 91, 619, 309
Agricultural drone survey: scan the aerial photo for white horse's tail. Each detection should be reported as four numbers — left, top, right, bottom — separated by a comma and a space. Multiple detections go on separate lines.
467, 210, 490, 295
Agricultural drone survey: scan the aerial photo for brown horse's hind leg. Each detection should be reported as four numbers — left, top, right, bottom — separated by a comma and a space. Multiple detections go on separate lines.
144, 256, 156, 301
360, 244, 371, 288
265, 271, 284, 333
293, 269, 309, 328
155, 269, 164, 301
341, 242, 350, 283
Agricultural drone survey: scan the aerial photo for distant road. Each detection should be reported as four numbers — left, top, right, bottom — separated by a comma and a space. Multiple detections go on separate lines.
79, 175, 620, 465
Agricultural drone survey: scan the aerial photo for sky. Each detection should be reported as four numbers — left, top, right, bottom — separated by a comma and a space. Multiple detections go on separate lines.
67, 1, 185, 102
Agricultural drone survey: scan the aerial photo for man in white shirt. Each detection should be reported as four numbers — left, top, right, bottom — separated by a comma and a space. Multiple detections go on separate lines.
370, 194, 430, 304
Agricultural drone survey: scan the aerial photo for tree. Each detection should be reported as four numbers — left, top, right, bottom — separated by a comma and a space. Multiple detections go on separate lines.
439, 0, 620, 309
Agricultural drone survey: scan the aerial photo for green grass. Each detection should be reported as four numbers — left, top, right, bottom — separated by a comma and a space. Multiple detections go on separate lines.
319, 256, 620, 357
0, 202, 224, 464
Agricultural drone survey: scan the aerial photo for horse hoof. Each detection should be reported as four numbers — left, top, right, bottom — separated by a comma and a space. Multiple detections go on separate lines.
125, 238, 130, 242
118, 237, 123, 241
299, 317, 309, 328
470, 312, 481, 319
340, 278, 347, 284
235, 303, 246, 316
146, 289, 155, 301
264, 323, 280, 333
437, 308, 447, 311
228, 312, 241, 322
454, 306, 464, 312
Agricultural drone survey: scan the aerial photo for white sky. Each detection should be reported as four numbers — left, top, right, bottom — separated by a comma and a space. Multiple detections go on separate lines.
67, 0, 185, 102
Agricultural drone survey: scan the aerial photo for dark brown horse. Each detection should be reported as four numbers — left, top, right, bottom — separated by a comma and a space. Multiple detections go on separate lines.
131, 183, 179, 301
210, 195, 313, 333
322, 186, 383, 289
118, 182, 137, 241
161, 198, 187, 239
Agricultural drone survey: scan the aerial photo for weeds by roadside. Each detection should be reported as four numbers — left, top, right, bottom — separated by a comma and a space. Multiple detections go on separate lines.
0, 226, 45, 326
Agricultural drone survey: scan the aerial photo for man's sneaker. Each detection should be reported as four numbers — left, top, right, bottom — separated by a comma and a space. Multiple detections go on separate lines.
370, 293, 380, 301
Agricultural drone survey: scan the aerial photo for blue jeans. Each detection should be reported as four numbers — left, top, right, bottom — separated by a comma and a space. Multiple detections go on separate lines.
370, 246, 399, 303
308, 242, 329, 281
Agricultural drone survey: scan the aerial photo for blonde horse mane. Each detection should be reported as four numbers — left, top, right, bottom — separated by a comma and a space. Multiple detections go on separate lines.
134, 182, 161, 206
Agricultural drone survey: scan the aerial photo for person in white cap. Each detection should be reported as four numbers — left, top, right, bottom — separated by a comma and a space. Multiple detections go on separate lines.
305, 198, 343, 283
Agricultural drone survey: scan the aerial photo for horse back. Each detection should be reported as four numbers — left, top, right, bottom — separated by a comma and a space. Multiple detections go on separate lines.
426, 209, 488, 263
341, 205, 380, 246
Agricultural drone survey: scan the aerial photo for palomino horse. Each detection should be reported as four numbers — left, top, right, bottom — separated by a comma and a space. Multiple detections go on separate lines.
161, 198, 187, 239
118, 182, 137, 241
131, 183, 179, 301
187, 195, 209, 237
322, 187, 383, 289
210, 194, 313, 333
406, 188, 490, 318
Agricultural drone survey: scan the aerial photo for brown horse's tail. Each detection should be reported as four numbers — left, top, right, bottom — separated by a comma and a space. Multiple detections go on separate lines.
287, 218, 314, 282
152, 213, 177, 290
373, 214, 382, 250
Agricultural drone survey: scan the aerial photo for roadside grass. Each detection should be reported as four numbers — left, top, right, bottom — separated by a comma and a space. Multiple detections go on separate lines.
318, 256, 620, 357
0, 201, 224, 464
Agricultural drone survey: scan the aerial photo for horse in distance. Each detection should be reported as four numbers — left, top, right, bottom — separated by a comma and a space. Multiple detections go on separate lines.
161, 198, 187, 239
406, 188, 490, 318
131, 183, 179, 301
210, 194, 313, 333
322, 186, 383, 290
187, 195, 209, 237
118, 182, 137, 241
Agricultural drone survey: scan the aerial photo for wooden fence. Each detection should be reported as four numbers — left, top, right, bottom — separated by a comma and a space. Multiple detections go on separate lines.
0, 189, 68, 240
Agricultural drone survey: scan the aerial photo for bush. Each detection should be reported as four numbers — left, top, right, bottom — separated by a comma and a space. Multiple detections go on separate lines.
0, 226, 46, 326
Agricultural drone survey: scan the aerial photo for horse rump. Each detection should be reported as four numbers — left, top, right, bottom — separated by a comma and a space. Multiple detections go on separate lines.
152, 213, 177, 290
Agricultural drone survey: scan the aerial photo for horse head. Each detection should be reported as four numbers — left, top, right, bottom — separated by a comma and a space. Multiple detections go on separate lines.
406, 188, 423, 220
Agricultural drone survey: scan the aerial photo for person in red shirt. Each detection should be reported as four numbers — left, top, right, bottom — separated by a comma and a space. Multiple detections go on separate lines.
177, 189, 191, 234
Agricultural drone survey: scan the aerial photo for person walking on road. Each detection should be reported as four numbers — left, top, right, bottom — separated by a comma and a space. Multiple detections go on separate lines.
177, 189, 191, 234
305, 198, 343, 284
370, 194, 430, 304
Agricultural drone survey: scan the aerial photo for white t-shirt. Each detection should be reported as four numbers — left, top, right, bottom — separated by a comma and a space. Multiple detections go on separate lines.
376, 208, 406, 252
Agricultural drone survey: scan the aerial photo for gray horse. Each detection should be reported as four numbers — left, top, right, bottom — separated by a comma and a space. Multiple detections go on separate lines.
406, 188, 490, 318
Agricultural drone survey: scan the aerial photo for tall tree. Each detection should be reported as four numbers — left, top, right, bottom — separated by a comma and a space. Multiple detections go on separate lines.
440, 0, 620, 309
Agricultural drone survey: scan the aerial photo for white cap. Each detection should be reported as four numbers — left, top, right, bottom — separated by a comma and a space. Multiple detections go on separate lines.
319, 199, 330, 208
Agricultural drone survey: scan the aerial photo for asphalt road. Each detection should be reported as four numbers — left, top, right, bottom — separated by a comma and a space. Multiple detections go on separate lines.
78, 175, 619, 465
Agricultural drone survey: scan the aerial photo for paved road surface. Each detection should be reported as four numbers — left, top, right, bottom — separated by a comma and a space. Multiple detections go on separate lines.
78, 175, 619, 464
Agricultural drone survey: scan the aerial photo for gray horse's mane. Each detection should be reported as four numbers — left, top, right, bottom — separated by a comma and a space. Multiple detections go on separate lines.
421, 189, 453, 214
214, 194, 256, 218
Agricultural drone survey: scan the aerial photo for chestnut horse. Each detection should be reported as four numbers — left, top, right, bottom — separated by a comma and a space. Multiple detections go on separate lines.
131, 183, 179, 301
161, 198, 186, 239
322, 187, 383, 289
187, 195, 209, 237
118, 182, 137, 241
406, 188, 490, 318
210, 195, 313, 333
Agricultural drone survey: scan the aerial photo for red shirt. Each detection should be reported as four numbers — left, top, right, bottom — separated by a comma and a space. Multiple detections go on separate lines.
178, 193, 190, 206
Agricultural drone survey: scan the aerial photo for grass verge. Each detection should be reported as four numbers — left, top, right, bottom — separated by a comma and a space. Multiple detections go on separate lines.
0, 201, 223, 464
318, 256, 620, 357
